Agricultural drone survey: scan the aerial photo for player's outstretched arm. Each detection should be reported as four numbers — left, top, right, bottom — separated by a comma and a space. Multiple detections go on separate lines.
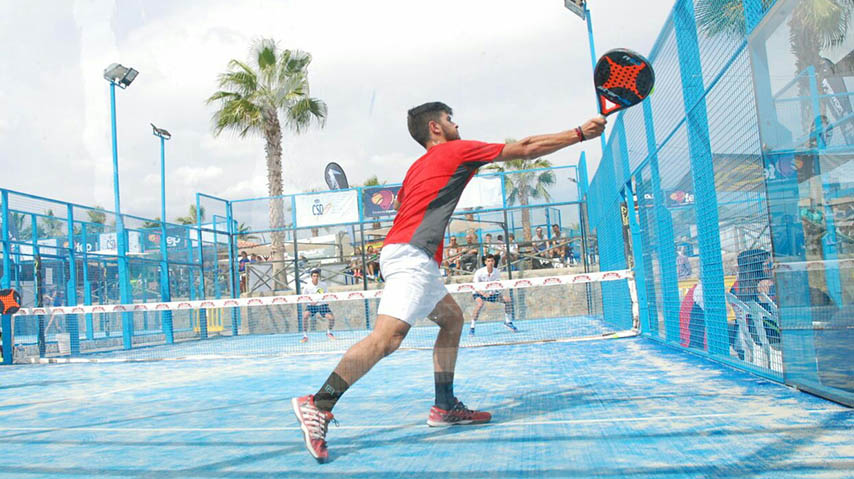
495, 116, 606, 162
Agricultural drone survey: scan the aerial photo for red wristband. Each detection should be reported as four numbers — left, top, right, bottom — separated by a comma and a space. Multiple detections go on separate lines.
575, 126, 585, 142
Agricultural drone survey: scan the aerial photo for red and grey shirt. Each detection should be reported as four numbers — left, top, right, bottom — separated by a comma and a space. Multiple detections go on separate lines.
384, 140, 505, 264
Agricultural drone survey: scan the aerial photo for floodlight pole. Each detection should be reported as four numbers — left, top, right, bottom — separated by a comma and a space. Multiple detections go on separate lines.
107, 81, 134, 350
153, 126, 174, 344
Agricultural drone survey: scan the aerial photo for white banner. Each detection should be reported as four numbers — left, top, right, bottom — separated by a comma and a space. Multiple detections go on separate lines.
456, 176, 504, 211
98, 232, 142, 254
295, 190, 359, 228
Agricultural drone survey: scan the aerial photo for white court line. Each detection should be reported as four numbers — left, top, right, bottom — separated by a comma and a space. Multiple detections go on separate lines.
0, 408, 848, 434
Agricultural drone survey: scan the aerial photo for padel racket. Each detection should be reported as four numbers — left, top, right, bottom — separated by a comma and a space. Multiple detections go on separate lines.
0, 288, 21, 315
594, 48, 655, 116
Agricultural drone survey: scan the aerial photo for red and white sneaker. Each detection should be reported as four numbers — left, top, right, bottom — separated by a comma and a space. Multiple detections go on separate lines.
291, 395, 335, 463
326, 331, 335, 340
300, 335, 309, 343
427, 398, 491, 427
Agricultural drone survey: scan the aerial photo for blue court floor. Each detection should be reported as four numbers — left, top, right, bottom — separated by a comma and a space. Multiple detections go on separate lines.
0, 337, 851, 478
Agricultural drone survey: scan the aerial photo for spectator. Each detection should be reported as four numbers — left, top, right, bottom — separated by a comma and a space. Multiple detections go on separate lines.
482, 233, 500, 265
507, 233, 519, 269
532, 226, 549, 269
443, 236, 462, 275
495, 234, 506, 267
366, 245, 381, 281
676, 246, 692, 279
459, 232, 479, 272
239, 251, 249, 293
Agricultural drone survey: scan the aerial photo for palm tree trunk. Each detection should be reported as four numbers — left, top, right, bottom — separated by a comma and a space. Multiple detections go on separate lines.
264, 111, 287, 290
519, 185, 532, 242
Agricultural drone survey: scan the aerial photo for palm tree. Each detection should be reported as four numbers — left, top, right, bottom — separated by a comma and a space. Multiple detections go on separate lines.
40, 209, 65, 239
142, 217, 162, 229
175, 204, 205, 225
485, 140, 555, 242
8, 211, 30, 241
207, 38, 327, 288
696, 0, 854, 126
236, 222, 260, 241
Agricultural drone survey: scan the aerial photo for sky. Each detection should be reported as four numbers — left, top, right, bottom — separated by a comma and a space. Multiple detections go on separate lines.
0, 0, 674, 224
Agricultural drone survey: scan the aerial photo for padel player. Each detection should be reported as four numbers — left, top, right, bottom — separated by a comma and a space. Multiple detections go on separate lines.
292, 102, 606, 462
469, 254, 517, 335
300, 268, 336, 343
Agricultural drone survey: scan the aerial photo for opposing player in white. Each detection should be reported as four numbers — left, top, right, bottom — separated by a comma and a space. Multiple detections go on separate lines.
469, 254, 517, 335
300, 268, 336, 343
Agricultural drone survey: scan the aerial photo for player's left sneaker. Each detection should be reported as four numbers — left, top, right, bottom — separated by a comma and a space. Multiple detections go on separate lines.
503, 322, 518, 332
427, 398, 491, 427
326, 331, 335, 340
292, 395, 335, 463
469, 327, 475, 336
300, 335, 309, 343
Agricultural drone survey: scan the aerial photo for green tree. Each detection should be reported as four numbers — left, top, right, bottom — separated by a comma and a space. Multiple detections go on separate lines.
236, 222, 260, 241
696, 0, 854, 126
363, 175, 385, 187
40, 209, 65, 239
175, 205, 205, 225
142, 217, 162, 229
208, 38, 327, 287
485, 139, 555, 242
8, 212, 31, 241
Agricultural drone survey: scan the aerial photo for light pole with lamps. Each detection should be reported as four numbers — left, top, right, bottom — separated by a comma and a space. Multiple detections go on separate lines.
564, 0, 608, 155
103, 63, 138, 350
151, 123, 174, 344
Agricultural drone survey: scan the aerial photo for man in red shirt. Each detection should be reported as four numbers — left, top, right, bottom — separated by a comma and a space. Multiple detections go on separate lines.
292, 102, 606, 462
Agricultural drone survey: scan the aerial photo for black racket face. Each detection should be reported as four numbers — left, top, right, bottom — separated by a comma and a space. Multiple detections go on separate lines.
594, 48, 655, 116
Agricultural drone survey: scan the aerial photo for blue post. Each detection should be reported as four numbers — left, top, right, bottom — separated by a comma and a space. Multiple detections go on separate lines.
81, 225, 94, 340
108, 82, 133, 350
674, 0, 728, 355
1, 190, 12, 365
65, 204, 80, 356
226, 202, 239, 336
617, 119, 650, 332
195, 195, 207, 340
158, 134, 173, 344
643, 99, 680, 340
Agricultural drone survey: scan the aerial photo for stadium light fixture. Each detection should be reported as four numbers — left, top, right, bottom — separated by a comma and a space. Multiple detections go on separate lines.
564, 0, 586, 20
151, 123, 172, 140
103, 63, 139, 89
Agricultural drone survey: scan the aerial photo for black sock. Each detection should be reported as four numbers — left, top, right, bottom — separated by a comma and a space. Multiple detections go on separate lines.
314, 372, 349, 412
434, 372, 455, 410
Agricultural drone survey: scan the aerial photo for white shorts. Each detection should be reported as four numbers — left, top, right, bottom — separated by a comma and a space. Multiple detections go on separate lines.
377, 243, 448, 325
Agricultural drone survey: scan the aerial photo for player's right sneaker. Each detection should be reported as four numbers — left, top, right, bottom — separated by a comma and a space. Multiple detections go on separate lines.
326, 331, 335, 340
503, 322, 518, 332
469, 327, 475, 336
300, 335, 309, 343
292, 395, 335, 463
427, 398, 491, 427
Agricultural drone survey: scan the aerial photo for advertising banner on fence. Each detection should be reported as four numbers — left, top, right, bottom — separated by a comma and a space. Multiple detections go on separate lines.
363, 185, 401, 218
295, 190, 359, 228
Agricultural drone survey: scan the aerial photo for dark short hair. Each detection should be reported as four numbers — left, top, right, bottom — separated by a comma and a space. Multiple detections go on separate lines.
407, 102, 452, 147
485, 254, 496, 261
310, 268, 321, 276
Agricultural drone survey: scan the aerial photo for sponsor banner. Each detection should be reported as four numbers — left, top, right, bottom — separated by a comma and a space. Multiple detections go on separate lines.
295, 190, 359, 228
363, 186, 401, 218
665, 189, 694, 208
98, 231, 143, 254
12, 269, 632, 316
456, 176, 504, 211
324, 162, 350, 190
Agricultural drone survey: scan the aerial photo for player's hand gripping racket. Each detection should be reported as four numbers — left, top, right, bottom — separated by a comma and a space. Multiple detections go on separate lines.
594, 49, 655, 116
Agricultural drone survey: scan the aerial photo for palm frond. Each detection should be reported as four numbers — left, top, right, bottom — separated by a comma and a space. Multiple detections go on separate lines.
284, 97, 328, 133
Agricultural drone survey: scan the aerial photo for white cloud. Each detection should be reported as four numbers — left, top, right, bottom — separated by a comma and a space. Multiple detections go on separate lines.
1, 0, 673, 223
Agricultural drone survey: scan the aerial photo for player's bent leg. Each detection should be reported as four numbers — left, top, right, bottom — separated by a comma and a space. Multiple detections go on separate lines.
301, 311, 311, 343
292, 314, 410, 463
325, 313, 336, 339
331, 314, 410, 385
469, 297, 485, 335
